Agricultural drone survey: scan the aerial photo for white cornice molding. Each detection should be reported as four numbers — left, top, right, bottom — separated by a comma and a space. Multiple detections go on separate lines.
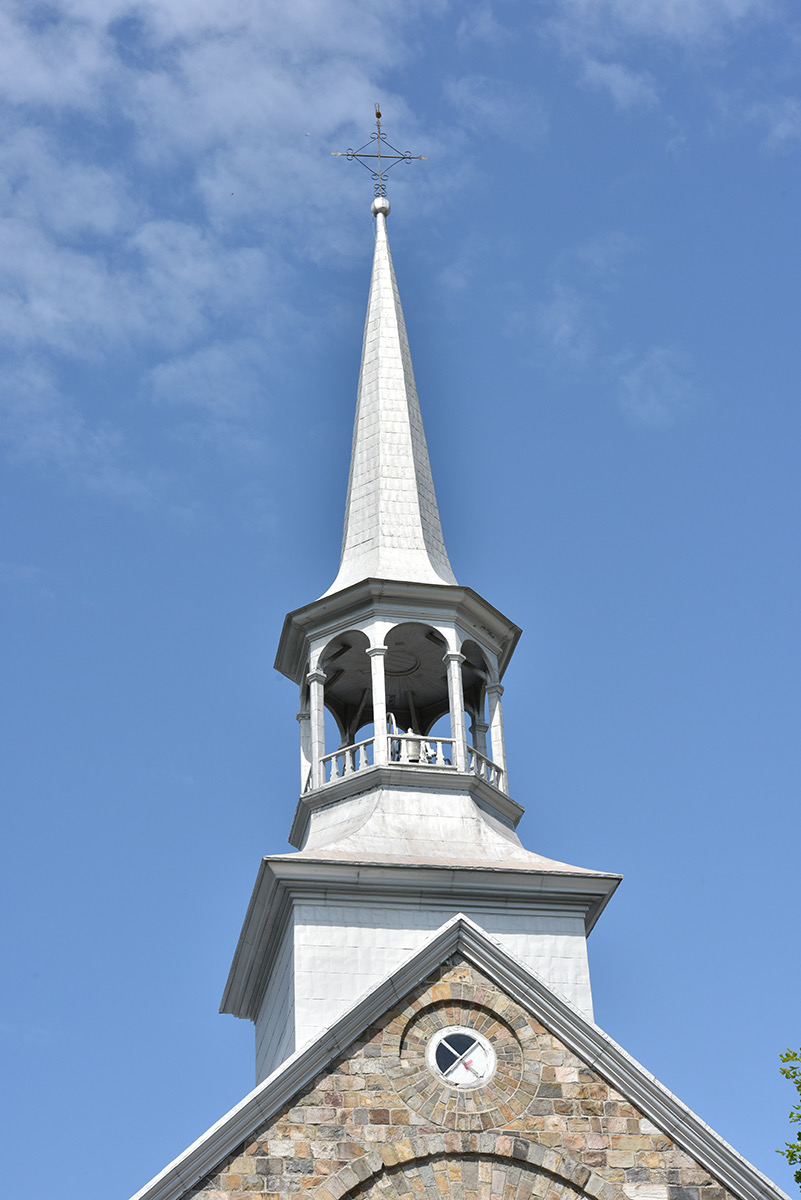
140, 915, 790, 1200
274, 579, 521, 685
288, 768, 525, 846
220, 857, 621, 1020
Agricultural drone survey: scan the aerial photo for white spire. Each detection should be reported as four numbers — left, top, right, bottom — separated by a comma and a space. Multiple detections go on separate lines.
324, 198, 457, 596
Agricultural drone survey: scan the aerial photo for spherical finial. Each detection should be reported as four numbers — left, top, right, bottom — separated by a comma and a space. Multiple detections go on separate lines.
371, 197, 391, 218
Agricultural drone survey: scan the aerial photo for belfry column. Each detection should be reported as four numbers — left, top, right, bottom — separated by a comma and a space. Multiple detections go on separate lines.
486, 683, 507, 791
471, 717, 489, 758
367, 647, 388, 765
307, 668, 326, 789
297, 708, 311, 791
444, 651, 468, 772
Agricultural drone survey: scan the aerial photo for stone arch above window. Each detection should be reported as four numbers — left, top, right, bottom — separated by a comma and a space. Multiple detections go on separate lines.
315, 1136, 626, 1200
386, 979, 541, 1130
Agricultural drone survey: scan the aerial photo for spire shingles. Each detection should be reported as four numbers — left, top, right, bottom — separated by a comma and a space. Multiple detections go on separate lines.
324, 202, 457, 596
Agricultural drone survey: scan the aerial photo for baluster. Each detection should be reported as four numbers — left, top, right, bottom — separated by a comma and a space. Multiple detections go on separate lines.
399, 736, 409, 764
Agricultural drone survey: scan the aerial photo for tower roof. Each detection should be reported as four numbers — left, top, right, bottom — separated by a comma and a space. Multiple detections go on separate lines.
324, 199, 457, 596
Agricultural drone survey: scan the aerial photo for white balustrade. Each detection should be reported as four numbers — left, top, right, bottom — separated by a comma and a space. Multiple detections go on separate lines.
314, 734, 503, 789
467, 744, 505, 790
322, 736, 375, 783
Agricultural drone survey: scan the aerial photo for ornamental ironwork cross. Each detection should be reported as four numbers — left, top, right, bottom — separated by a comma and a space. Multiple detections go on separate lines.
332, 104, 427, 197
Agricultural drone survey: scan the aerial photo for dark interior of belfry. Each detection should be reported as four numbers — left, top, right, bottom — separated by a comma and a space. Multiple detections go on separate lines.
316, 622, 490, 748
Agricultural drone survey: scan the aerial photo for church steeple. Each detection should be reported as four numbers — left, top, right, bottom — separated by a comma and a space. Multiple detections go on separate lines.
222, 149, 620, 1086
325, 197, 457, 596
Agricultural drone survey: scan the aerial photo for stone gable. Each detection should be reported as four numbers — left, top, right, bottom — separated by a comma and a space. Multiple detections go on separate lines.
186, 959, 736, 1200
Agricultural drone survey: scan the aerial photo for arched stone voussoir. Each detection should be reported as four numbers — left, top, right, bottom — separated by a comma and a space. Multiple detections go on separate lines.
314, 1132, 627, 1200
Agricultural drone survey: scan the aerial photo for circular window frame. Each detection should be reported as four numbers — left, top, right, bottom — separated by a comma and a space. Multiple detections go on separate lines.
426, 1025, 497, 1090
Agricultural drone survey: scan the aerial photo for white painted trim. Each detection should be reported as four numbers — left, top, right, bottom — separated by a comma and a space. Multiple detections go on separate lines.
288, 766, 525, 846
274, 580, 521, 686
220, 857, 620, 1020
134, 914, 789, 1200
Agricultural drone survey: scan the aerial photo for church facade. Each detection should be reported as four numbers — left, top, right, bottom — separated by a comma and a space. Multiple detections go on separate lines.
131, 195, 788, 1200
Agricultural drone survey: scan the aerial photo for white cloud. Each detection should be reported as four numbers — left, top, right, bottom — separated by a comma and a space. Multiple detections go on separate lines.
147, 340, 271, 460
535, 283, 598, 365
523, 232, 641, 366
614, 345, 701, 426
748, 96, 801, 149
512, 234, 700, 427
547, 0, 779, 114
0, 560, 44, 587
581, 58, 658, 109
0, 0, 457, 502
456, 2, 513, 46
0, 6, 112, 108
0, 129, 135, 238
551, 0, 771, 48
0, 360, 158, 503
568, 230, 643, 281
443, 75, 548, 144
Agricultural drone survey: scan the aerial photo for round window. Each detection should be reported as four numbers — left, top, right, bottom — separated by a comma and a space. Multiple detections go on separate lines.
426, 1025, 496, 1088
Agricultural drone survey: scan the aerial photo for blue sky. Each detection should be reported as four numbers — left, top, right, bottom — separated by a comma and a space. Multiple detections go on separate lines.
1, 2, 799, 1197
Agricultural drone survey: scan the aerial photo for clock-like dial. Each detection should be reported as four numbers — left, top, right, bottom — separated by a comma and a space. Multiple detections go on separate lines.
427, 1026, 495, 1088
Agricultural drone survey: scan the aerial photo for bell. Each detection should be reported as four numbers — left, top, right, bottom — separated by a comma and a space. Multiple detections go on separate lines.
406, 727, 421, 763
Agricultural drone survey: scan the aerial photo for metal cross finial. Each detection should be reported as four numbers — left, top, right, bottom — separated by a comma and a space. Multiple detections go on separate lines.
332, 104, 427, 198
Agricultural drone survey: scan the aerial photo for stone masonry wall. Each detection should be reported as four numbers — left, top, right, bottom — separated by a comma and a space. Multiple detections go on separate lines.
185, 959, 738, 1200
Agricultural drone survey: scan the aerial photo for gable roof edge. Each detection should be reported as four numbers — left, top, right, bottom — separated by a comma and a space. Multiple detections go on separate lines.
131, 914, 790, 1200
455, 919, 790, 1200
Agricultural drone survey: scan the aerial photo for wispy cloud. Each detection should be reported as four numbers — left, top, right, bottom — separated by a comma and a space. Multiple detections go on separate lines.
615, 344, 701, 426
456, 2, 513, 47
551, 0, 771, 48
0, 361, 159, 504
443, 75, 548, 143
522, 231, 642, 369
513, 231, 702, 428
0, 1, 459, 504
548, 0, 779, 112
534, 283, 599, 366
148, 339, 271, 461
748, 96, 801, 149
581, 58, 658, 109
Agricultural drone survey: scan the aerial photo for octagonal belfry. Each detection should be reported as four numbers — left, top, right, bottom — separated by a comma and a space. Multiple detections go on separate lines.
274, 198, 519, 804
223, 199, 620, 1084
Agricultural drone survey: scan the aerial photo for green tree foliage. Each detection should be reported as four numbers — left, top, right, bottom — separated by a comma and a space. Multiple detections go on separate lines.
778, 1049, 801, 1191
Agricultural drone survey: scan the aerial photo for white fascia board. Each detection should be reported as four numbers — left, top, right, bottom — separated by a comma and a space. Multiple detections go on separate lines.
288, 769, 526, 846
135, 913, 790, 1200
269, 856, 619, 919
274, 580, 521, 684
455, 920, 792, 1200
220, 857, 620, 1020
218, 862, 290, 1019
